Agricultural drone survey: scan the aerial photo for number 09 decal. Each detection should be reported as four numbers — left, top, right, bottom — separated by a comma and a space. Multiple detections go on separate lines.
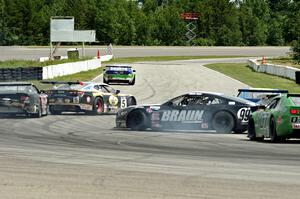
237, 107, 251, 122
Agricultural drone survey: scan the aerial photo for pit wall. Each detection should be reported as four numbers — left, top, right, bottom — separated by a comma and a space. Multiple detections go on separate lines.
248, 59, 299, 80
42, 55, 113, 79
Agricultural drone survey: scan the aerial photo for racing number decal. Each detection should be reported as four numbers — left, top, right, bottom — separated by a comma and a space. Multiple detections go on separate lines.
121, 97, 127, 108
237, 107, 251, 122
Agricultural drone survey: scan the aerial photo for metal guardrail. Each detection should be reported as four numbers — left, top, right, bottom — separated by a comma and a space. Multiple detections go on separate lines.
0, 67, 43, 81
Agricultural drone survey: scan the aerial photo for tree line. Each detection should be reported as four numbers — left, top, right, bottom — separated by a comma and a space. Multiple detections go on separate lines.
0, 0, 299, 47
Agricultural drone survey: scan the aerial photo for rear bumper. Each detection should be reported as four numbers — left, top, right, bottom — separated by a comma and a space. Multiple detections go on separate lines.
49, 103, 93, 111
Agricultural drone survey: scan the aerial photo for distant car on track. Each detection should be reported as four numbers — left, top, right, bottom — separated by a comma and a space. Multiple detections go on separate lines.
42, 81, 137, 115
116, 91, 257, 133
0, 82, 48, 117
248, 93, 300, 142
237, 88, 288, 104
103, 64, 136, 85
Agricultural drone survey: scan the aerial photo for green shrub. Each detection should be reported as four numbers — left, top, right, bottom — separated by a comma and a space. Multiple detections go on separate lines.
291, 38, 300, 64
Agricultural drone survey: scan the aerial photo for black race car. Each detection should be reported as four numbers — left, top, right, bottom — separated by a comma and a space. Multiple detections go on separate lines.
116, 91, 257, 133
0, 82, 48, 117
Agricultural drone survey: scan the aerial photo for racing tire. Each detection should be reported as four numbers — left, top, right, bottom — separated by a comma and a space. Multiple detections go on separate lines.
248, 118, 263, 141
212, 111, 235, 133
270, 117, 285, 143
49, 106, 61, 115
129, 77, 135, 85
127, 97, 137, 106
92, 97, 104, 115
103, 78, 108, 84
127, 110, 148, 131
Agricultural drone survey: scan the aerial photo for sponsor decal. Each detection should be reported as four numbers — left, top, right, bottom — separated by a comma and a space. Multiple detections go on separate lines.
277, 116, 283, 124
109, 95, 118, 106
292, 123, 300, 129
161, 110, 204, 123
228, 101, 236, 105
237, 107, 251, 122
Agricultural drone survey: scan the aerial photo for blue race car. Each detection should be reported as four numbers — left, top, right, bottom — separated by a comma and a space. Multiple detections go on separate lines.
237, 88, 288, 105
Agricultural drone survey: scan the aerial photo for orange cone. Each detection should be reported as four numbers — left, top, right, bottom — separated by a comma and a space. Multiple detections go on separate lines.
261, 56, 266, 64
97, 50, 100, 59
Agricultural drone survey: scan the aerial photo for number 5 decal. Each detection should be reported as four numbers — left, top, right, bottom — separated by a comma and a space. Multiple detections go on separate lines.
237, 107, 251, 122
121, 97, 127, 108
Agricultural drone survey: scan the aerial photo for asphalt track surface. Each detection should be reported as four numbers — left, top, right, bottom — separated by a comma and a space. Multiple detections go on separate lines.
0, 46, 290, 60
1, 58, 300, 199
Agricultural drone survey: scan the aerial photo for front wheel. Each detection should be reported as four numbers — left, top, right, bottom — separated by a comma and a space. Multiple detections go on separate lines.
212, 111, 235, 133
127, 110, 148, 131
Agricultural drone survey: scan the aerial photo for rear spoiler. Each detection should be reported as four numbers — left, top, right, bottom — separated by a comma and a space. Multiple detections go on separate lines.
287, 94, 300, 98
238, 89, 288, 93
41, 81, 83, 85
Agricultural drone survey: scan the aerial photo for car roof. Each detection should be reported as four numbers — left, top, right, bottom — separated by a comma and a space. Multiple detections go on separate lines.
187, 91, 224, 96
106, 64, 132, 67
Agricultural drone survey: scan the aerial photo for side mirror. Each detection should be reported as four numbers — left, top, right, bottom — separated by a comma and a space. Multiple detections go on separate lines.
103, 69, 106, 71
116, 90, 120, 95
40, 90, 45, 94
133, 70, 136, 72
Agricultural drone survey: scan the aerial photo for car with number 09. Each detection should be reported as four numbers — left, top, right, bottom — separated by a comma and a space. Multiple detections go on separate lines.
42, 81, 136, 115
248, 93, 300, 142
116, 91, 257, 133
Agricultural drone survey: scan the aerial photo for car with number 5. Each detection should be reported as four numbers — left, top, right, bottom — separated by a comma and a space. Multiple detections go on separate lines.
116, 91, 257, 133
42, 81, 136, 115
248, 93, 300, 142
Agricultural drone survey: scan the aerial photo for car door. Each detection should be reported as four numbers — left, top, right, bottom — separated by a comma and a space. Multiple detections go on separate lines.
258, 97, 281, 136
159, 94, 214, 130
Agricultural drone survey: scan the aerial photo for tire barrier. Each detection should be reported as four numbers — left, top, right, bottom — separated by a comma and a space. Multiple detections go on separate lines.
248, 59, 300, 82
0, 67, 43, 81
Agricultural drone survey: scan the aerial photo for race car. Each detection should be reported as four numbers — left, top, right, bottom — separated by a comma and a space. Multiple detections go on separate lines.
103, 64, 136, 85
116, 91, 257, 133
0, 82, 48, 117
237, 88, 288, 104
42, 81, 136, 115
248, 93, 300, 142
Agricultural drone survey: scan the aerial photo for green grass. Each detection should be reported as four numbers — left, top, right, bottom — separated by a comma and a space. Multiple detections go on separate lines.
204, 63, 300, 93
33, 67, 104, 90
267, 57, 300, 69
0, 57, 92, 68
104, 55, 248, 64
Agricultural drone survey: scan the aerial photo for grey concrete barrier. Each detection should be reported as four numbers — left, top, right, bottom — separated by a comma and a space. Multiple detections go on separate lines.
248, 59, 300, 81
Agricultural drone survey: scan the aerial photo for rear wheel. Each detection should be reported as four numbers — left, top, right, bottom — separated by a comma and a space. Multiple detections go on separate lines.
127, 97, 137, 106
212, 111, 235, 133
92, 97, 104, 115
248, 118, 263, 141
127, 110, 147, 131
31, 105, 42, 118
129, 77, 135, 85
270, 117, 285, 142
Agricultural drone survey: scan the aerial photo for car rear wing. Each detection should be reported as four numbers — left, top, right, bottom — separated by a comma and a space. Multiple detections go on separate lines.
287, 94, 300, 98
238, 89, 289, 94
41, 81, 83, 85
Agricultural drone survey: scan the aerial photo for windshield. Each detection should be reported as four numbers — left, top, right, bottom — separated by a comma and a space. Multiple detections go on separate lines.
290, 97, 300, 106
0, 85, 33, 93
54, 83, 87, 90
